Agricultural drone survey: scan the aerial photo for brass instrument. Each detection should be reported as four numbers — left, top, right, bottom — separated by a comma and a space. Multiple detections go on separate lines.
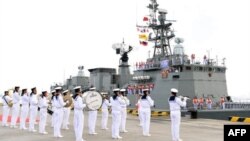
8, 100, 13, 107
63, 94, 73, 108
178, 96, 190, 101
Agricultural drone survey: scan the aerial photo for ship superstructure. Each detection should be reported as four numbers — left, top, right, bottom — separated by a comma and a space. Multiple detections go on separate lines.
125, 0, 228, 109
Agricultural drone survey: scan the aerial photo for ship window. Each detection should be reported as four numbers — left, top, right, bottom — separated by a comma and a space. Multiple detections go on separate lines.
173, 75, 180, 79
208, 67, 212, 71
216, 68, 221, 72
194, 67, 199, 71
186, 66, 191, 70
111, 75, 117, 84
199, 67, 203, 71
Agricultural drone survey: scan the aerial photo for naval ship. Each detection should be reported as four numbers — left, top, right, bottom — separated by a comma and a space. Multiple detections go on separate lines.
52, 0, 228, 110
111, 0, 228, 109
49, 0, 250, 120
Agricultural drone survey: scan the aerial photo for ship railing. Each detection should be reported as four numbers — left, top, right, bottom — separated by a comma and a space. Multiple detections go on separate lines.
135, 63, 161, 71
224, 102, 250, 109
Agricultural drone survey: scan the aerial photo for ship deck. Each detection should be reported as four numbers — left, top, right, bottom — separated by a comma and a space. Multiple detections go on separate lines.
1, 108, 249, 141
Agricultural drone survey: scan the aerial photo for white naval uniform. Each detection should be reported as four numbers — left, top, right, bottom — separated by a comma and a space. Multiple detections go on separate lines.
10, 91, 21, 128
29, 93, 38, 132
101, 99, 111, 129
53, 94, 66, 137
136, 99, 143, 126
111, 96, 126, 139
62, 98, 72, 129
51, 98, 55, 128
38, 96, 48, 134
169, 96, 187, 141
120, 96, 130, 132
20, 93, 29, 129
1, 95, 12, 126
140, 96, 154, 136
88, 110, 98, 134
73, 96, 86, 141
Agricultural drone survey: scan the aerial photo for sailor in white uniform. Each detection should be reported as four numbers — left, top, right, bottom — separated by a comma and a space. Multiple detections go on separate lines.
10, 86, 21, 128
101, 93, 111, 130
120, 89, 130, 133
62, 89, 70, 130
20, 88, 29, 130
88, 87, 98, 135
53, 87, 68, 138
50, 90, 56, 128
168, 88, 187, 141
111, 88, 126, 139
136, 93, 143, 126
29, 87, 38, 132
140, 89, 154, 136
73, 86, 86, 141
38, 90, 49, 134
1, 91, 12, 127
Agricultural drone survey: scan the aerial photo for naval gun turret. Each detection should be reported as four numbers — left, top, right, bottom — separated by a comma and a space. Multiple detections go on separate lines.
112, 40, 133, 88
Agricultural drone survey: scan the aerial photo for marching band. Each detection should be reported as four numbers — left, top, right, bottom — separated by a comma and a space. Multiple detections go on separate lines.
0, 85, 178, 141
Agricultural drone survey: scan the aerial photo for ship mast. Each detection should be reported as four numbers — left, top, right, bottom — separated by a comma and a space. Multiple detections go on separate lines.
147, 0, 175, 59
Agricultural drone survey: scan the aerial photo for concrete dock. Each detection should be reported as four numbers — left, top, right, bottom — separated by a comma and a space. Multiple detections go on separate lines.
0, 109, 248, 141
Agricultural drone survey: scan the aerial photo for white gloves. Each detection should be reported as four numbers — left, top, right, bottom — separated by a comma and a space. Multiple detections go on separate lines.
183, 97, 189, 101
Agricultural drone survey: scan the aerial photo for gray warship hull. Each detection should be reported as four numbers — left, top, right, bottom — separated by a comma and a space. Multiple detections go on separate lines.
128, 63, 228, 109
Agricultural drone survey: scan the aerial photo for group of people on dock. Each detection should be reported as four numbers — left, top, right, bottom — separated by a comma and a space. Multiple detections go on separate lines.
192, 96, 226, 110
1, 86, 188, 141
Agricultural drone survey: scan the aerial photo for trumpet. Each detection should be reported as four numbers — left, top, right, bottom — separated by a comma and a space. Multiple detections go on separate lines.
178, 96, 190, 100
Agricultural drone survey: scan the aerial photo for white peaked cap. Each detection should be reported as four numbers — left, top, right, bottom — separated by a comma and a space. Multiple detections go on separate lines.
55, 87, 62, 90
113, 88, 120, 92
73, 86, 81, 90
63, 90, 69, 94
101, 92, 108, 95
142, 89, 149, 92
120, 89, 126, 92
89, 87, 96, 90
51, 90, 56, 93
41, 88, 47, 92
171, 88, 178, 93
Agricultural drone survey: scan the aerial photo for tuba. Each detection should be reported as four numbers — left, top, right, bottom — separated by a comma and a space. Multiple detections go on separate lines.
63, 94, 73, 108
8, 100, 13, 107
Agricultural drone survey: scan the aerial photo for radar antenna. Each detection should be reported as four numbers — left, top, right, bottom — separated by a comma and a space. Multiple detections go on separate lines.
146, 0, 176, 59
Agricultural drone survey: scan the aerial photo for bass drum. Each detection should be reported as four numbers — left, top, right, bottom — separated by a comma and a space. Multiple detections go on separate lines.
82, 91, 103, 111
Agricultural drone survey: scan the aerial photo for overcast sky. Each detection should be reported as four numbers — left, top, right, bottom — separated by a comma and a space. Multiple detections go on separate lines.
0, 0, 250, 99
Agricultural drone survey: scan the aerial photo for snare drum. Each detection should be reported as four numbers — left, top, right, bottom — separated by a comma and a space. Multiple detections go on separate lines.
82, 91, 103, 111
